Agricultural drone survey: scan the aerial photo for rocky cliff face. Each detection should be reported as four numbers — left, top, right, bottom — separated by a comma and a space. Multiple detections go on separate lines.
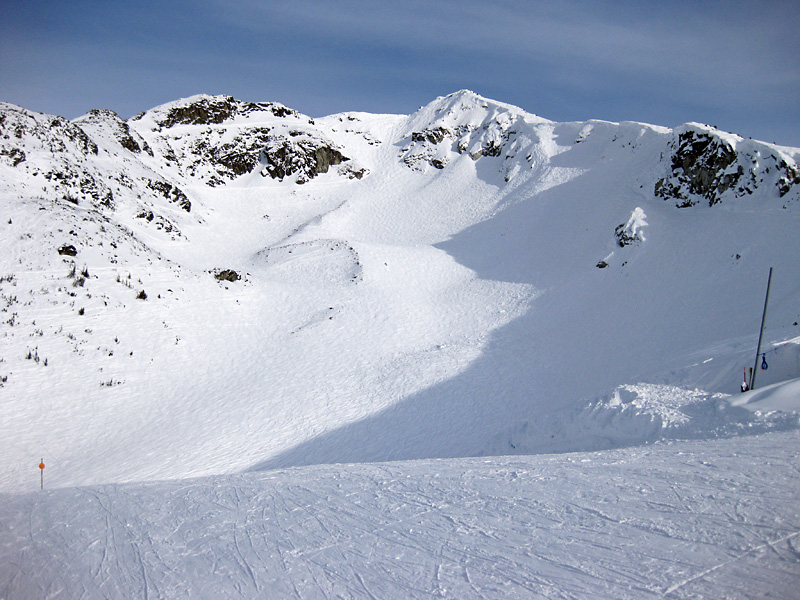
654, 125, 800, 208
129, 94, 366, 186
136, 94, 303, 130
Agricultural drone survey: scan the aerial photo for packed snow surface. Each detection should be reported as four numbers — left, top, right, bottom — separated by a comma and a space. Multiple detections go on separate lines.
2, 431, 799, 599
1, 90, 799, 597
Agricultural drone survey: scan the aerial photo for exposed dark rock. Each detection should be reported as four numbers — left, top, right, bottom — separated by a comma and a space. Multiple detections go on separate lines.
346, 167, 368, 180
261, 134, 349, 184
778, 160, 800, 197
150, 95, 305, 129
146, 179, 191, 212
0, 147, 25, 166
615, 224, 636, 247
473, 140, 503, 159
0, 104, 97, 157
411, 127, 451, 145
655, 130, 743, 207
313, 146, 347, 174
655, 128, 799, 208
43, 168, 114, 209
135, 210, 176, 233
79, 109, 153, 154
165, 127, 275, 185
214, 269, 241, 282
58, 244, 78, 256
596, 260, 609, 269
48, 116, 98, 156
614, 213, 647, 246
159, 96, 239, 128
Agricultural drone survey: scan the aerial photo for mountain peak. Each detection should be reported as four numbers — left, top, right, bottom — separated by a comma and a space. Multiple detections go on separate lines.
406, 89, 548, 134
130, 94, 307, 130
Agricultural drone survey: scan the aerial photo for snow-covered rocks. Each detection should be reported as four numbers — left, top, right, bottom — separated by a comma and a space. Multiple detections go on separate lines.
131, 94, 306, 130
654, 124, 800, 207
259, 130, 366, 184
128, 94, 368, 186
74, 108, 153, 156
398, 90, 551, 180
615, 207, 648, 247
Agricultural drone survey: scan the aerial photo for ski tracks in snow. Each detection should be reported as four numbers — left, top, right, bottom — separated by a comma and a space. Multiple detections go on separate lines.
2, 430, 799, 599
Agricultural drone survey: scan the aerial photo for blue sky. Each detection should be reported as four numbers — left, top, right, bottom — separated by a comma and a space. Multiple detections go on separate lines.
2, 1, 798, 145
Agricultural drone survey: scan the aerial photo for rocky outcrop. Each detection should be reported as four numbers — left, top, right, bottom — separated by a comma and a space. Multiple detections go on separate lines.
176, 127, 275, 185
0, 103, 120, 208
615, 208, 648, 247
134, 95, 307, 130
146, 179, 191, 212
260, 132, 364, 184
411, 127, 450, 145
76, 109, 153, 156
214, 269, 241, 282
654, 130, 741, 207
654, 126, 800, 208
399, 91, 528, 174
1, 103, 97, 157
127, 96, 366, 186
0, 146, 25, 167
144, 126, 364, 187
777, 160, 800, 197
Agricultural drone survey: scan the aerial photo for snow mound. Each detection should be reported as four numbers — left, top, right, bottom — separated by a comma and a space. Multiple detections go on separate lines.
731, 376, 800, 412
495, 383, 799, 456
615, 207, 648, 246
252, 239, 362, 286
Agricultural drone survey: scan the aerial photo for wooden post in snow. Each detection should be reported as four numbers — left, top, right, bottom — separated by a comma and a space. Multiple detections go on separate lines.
750, 267, 773, 391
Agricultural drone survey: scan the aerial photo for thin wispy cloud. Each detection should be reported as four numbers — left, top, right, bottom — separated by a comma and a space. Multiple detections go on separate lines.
0, 0, 798, 144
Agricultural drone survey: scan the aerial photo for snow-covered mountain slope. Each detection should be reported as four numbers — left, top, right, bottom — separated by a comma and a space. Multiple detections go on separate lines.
1, 90, 799, 494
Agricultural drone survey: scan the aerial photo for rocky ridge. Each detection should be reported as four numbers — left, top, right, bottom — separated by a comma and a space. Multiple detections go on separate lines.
3, 91, 797, 223
654, 124, 800, 208
130, 94, 367, 186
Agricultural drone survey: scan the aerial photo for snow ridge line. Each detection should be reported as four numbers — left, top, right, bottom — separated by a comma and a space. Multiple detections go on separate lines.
662, 530, 800, 597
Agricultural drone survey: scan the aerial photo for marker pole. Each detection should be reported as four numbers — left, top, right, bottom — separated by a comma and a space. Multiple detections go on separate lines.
750, 267, 773, 391
39, 459, 44, 490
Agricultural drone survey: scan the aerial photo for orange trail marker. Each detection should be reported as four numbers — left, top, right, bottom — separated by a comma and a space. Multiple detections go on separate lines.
39, 459, 44, 490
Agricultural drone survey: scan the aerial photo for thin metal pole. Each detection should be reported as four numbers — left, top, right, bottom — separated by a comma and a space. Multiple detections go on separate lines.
750, 267, 773, 391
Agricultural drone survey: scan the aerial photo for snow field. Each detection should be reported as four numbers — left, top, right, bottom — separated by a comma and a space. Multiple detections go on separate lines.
3, 91, 800, 492
2, 430, 798, 599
